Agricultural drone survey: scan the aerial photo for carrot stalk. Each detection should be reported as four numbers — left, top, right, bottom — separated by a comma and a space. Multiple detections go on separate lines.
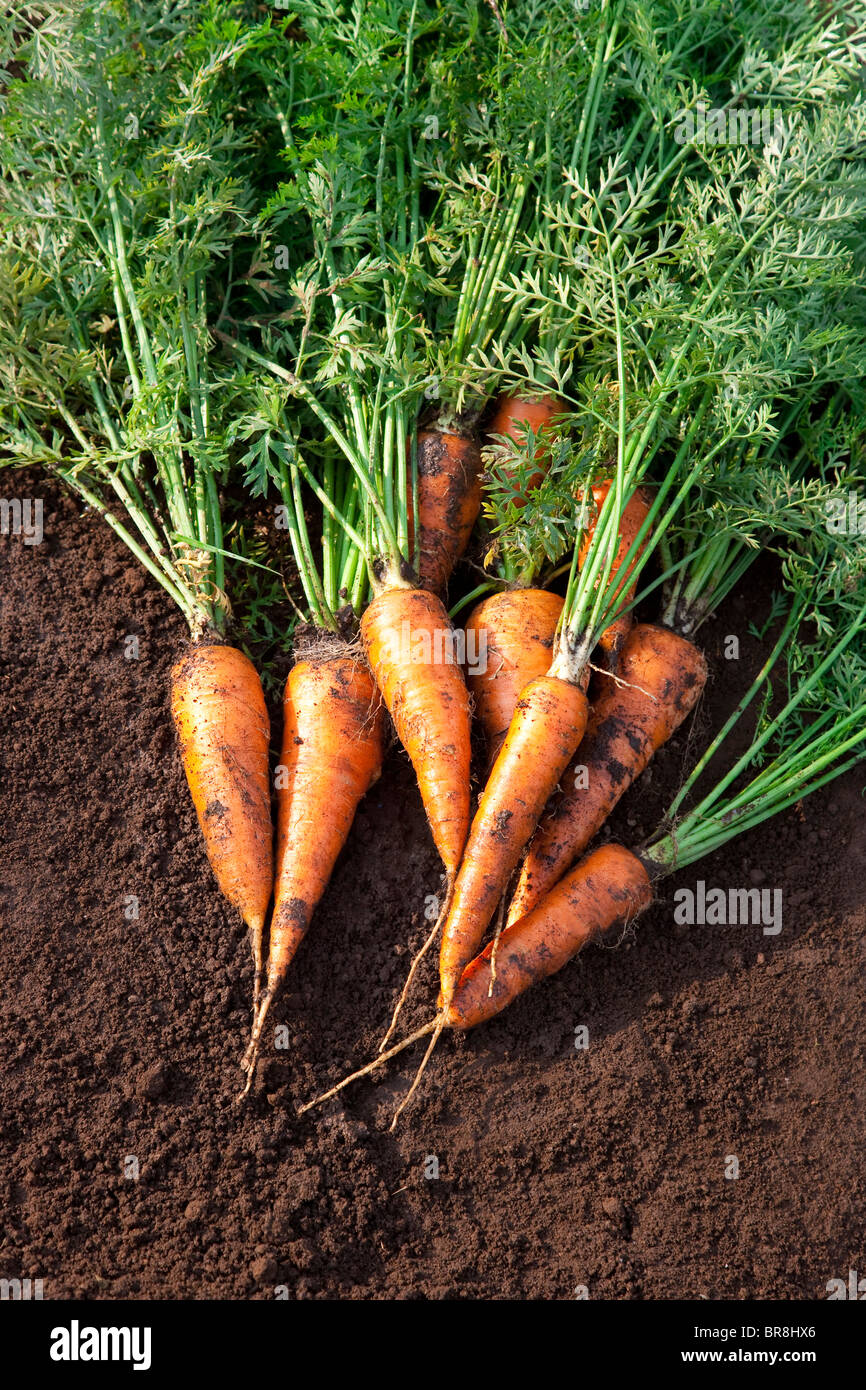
577, 481, 653, 671
170, 644, 273, 1004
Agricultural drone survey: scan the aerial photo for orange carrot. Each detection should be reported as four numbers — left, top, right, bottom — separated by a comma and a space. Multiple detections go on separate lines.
439, 673, 589, 1007
486, 393, 565, 504
578, 481, 653, 670
508, 623, 707, 926
361, 586, 472, 879
408, 429, 482, 593
361, 585, 474, 1052
299, 843, 651, 1123
464, 588, 564, 764
241, 652, 386, 1089
170, 644, 273, 1000
448, 842, 652, 1026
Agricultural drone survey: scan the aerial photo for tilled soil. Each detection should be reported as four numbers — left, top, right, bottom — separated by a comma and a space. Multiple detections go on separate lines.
1, 475, 864, 1300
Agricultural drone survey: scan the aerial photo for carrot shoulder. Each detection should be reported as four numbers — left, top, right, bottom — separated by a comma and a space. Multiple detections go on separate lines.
578, 481, 653, 669
170, 643, 273, 989
508, 622, 707, 924
486, 393, 565, 505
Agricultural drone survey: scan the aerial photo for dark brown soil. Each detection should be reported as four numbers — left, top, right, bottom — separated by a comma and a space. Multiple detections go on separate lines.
1, 475, 864, 1301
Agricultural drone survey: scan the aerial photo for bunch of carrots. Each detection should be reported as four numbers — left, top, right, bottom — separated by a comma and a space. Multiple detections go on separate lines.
3, 0, 866, 1124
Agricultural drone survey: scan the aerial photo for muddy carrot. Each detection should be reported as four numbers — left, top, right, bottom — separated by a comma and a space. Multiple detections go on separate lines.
508, 623, 707, 923
171, 644, 273, 1000
408, 429, 482, 593
438, 671, 589, 1007
241, 652, 386, 1087
464, 588, 564, 764
361, 585, 471, 879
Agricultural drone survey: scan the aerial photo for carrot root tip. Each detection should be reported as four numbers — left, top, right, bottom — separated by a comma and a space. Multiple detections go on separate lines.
240, 988, 274, 1091
388, 1015, 446, 1131
297, 1019, 438, 1117
379, 872, 456, 1053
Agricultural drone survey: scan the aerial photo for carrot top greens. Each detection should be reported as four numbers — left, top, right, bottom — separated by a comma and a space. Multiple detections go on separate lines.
510, 9, 866, 681
644, 505, 866, 872
0, 1, 277, 636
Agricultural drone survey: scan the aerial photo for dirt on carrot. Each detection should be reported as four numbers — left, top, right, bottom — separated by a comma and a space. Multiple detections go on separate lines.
170, 643, 273, 1001
509, 622, 707, 925
2, 474, 865, 1300
408, 429, 482, 594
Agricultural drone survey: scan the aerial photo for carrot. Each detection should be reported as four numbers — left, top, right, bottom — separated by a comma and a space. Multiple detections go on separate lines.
439, 672, 588, 1007
361, 585, 472, 879
299, 843, 650, 1124
408, 428, 482, 593
577, 480, 653, 670
448, 843, 652, 1025
508, 623, 707, 924
304, 576, 866, 1128
434, 477, 652, 1013
486, 392, 565, 504
360, 584, 474, 1051
241, 652, 386, 1089
427, 480, 650, 1018
170, 644, 273, 1002
464, 588, 564, 764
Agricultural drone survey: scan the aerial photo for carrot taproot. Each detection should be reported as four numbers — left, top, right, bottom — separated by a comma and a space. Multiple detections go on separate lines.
464, 588, 564, 764
299, 843, 651, 1122
170, 644, 273, 1001
361, 585, 474, 1051
486, 393, 565, 504
507, 622, 707, 926
408, 429, 482, 593
361, 585, 472, 878
577, 481, 653, 670
240, 652, 386, 1090
439, 672, 589, 1007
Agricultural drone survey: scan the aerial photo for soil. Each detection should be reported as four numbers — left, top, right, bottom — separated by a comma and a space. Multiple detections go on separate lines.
1, 473, 864, 1301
